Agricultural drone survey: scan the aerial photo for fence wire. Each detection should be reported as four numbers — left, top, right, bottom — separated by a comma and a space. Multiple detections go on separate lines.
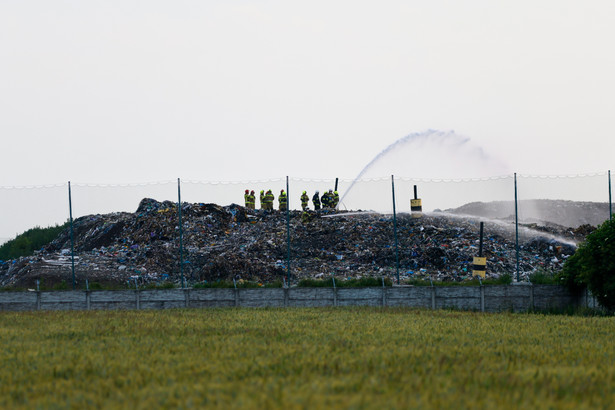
1, 172, 612, 244
1, 172, 613, 289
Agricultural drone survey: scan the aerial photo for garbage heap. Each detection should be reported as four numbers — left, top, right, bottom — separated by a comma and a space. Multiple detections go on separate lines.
0, 198, 591, 289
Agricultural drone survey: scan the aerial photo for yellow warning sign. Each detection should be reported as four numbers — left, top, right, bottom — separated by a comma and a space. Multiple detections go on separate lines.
472, 256, 486, 278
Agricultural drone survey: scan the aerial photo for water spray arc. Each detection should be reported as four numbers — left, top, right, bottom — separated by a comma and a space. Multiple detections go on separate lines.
341, 129, 510, 206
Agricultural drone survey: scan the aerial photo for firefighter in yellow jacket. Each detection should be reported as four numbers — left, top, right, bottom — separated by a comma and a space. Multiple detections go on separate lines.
263, 189, 275, 211
300, 191, 309, 210
247, 190, 256, 209
332, 191, 340, 208
244, 190, 251, 208
279, 189, 288, 211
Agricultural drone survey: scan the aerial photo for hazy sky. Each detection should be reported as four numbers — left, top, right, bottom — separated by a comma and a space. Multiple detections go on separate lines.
2, 0, 615, 187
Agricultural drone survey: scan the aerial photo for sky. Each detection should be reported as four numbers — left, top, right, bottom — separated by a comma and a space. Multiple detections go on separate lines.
2, 1, 615, 240
2, 0, 615, 188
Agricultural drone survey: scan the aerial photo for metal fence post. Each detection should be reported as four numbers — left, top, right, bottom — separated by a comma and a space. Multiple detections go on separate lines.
68, 181, 76, 290
178, 178, 185, 288
286, 176, 291, 286
391, 175, 400, 284
514, 173, 520, 282
609, 170, 612, 221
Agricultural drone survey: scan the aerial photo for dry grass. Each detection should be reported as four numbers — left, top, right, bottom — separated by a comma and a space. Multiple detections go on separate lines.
1, 308, 614, 409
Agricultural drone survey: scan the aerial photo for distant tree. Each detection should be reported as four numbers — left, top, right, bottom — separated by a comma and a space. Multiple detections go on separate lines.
560, 218, 615, 310
0, 223, 68, 260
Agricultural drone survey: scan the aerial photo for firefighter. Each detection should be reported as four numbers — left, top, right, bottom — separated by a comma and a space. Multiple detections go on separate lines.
247, 190, 256, 209
332, 190, 339, 208
312, 190, 321, 210
244, 189, 251, 208
321, 190, 331, 208
260, 190, 265, 210
278, 189, 288, 211
300, 191, 309, 210
301, 211, 313, 223
264, 189, 275, 211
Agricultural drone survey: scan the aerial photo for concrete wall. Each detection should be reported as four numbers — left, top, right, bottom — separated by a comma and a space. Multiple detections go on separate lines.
0, 284, 594, 312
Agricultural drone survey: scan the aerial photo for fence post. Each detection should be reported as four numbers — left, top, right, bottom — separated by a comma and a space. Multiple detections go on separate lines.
184, 288, 190, 308
286, 176, 291, 285
480, 285, 485, 312
178, 178, 185, 288
529, 283, 534, 310
391, 175, 400, 284
431, 286, 436, 310
332, 276, 338, 307
609, 170, 612, 221
68, 181, 76, 290
284, 287, 289, 307
514, 173, 520, 281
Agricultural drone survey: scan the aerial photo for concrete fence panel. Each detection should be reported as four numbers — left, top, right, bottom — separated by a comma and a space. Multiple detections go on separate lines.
89, 290, 138, 310
139, 289, 186, 310
337, 288, 383, 307
288, 288, 335, 307
0, 291, 37, 311
484, 285, 532, 312
238, 288, 285, 308
434, 287, 481, 311
190, 289, 236, 308
40, 291, 87, 311
386, 287, 433, 308
532, 285, 579, 311
0, 285, 600, 312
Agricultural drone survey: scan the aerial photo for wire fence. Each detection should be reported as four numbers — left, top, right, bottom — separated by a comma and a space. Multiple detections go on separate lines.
1, 172, 613, 289
2, 172, 612, 241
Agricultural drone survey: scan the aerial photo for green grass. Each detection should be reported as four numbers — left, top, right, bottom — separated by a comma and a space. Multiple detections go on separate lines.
405, 273, 513, 287
193, 280, 283, 288
1, 308, 614, 409
529, 269, 561, 285
297, 277, 393, 287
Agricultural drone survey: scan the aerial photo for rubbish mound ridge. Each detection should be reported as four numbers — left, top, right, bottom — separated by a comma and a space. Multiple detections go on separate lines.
0, 198, 592, 289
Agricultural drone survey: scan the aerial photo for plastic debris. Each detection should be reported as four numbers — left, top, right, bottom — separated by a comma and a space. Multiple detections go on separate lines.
0, 198, 589, 288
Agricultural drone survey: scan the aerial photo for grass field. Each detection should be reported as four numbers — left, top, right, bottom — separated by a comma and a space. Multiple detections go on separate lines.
1, 308, 614, 409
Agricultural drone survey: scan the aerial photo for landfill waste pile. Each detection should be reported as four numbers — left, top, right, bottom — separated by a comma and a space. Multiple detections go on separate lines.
0, 198, 592, 289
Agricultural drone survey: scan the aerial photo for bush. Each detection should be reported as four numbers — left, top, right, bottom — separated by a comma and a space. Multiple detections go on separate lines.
529, 269, 559, 285
143, 282, 176, 290
486, 273, 513, 285
192, 280, 283, 289
560, 218, 615, 310
0, 223, 68, 260
404, 278, 432, 286
297, 277, 392, 288
89, 282, 104, 290
404, 274, 512, 287
53, 281, 70, 291
296, 278, 334, 288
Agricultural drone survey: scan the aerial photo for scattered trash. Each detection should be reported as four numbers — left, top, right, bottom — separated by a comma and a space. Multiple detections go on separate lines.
0, 198, 586, 288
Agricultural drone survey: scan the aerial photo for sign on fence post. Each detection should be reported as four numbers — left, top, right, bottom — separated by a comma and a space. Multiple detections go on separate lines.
473, 222, 486, 278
